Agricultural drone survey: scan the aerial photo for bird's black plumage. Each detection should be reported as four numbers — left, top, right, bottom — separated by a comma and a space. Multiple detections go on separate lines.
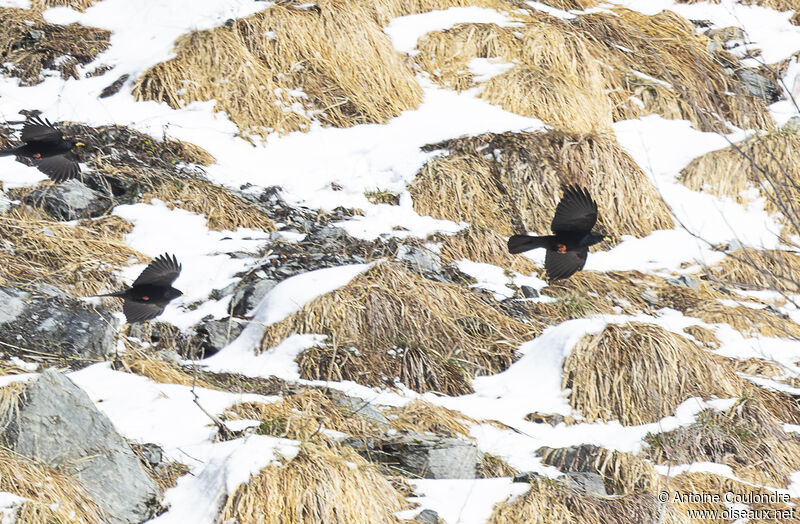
508, 185, 607, 280
95, 254, 183, 323
0, 116, 82, 183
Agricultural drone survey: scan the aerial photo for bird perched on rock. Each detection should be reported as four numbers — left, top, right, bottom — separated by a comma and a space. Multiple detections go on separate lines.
0, 115, 83, 183
508, 185, 609, 280
95, 254, 183, 323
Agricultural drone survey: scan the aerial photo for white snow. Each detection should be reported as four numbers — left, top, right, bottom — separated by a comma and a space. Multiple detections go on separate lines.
1, 0, 800, 521
397, 478, 529, 524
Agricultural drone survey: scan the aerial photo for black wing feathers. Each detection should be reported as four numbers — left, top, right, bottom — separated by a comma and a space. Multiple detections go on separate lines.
550, 185, 598, 234
36, 153, 81, 183
123, 301, 166, 323
133, 254, 182, 287
545, 249, 588, 280
21, 115, 63, 143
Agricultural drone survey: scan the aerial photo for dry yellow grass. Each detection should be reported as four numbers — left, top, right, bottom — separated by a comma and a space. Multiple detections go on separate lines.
134, 1, 422, 137
668, 472, 797, 523
414, 18, 615, 134
646, 395, 800, 486
0, 210, 147, 295
262, 262, 541, 395
575, 8, 773, 133
220, 442, 407, 524
112, 350, 213, 388
224, 389, 383, 441
682, 325, 721, 349
707, 248, 800, 294
386, 399, 473, 437
0, 8, 110, 85
32, 0, 97, 10
487, 476, 689, 524
658, 283, 800, 339
142, 181, 275, 232
410, 130, 673, 239
680, 132, 800, 223
563, 322, 746, 425
538, 445, 659, 495
370, 0, 512, 25
0, 449, 105, 524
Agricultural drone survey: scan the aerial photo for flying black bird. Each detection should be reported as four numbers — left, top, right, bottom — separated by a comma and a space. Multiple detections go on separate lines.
95, 254, 184, 323
0, 116, 83, 183
508, 185, 609, 280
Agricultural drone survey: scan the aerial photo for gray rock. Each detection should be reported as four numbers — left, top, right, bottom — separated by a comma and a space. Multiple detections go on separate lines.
345, 431, 482, 479
520, 285, 539, 298
3, 370, 161, 523
639, 289, 659, 307
666, 275, 700, 292
414, 509, 444, 524
332, 394, 390, 428
231, 279, 277, 317
736, 68, 782, 104
563, 471, 608, 497
197, 318, 244, 357
0, 286, 117, 360
395, 244, 442, 275
24, 179, 112, 221
513, 471, 543, 483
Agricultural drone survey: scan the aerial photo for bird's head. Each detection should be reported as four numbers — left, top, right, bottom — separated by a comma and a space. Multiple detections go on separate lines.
586, 232, 610, 247
166, 288, 184, 300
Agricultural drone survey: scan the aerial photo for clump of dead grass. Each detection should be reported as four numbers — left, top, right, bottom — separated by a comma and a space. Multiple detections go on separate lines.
0, 448, 105, 524
224, 389, 383, 441
262, 262, 541, 395
574, 8, 773, 132
0, 8, 110, 85
563, 322, 746, 425
414, 18, 615, 134
707, 248, 800, 294
682, 325, 720, 349
32, 0, 98, 10
679, 132, 800, 223
220, 441, 408, 524
385, 399, 473, 438
370, 0, 511, 25
538, 445, 658, 495
0, 210, 147, 295
410, 130, 673, 238
112, 349, 213, 388
645, 395, 800, 486
668, 472, 796, 522
134, 1, 422, 137
658, 283, 800, 339
487, 476, 689, 524
142, 181, 275, 232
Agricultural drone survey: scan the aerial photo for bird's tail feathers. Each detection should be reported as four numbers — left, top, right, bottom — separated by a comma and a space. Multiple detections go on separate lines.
508, 234, 550, 254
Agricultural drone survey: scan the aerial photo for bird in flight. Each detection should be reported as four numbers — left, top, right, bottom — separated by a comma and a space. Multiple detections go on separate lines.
0, 115, 83, 183
95, 254, 184, 323
508, 185, 609, 280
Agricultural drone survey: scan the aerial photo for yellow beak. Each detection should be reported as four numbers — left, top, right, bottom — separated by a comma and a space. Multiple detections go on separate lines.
603, 236, 611, 242
75, 141, 85, 147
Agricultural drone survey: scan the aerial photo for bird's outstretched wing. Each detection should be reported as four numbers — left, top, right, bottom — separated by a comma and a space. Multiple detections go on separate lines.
36, 153, 81, 183
550, 185, 598, 234
123, 300, 165, 323
21, 116, 63, 143
133, 254, 182, 287
545, 248, 588, 280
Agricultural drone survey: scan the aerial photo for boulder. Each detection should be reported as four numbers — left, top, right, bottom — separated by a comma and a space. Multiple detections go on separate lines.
345, 431, 482, 479
24, 179, 112, 220
0, 286, 117, 360
3, 370, 162, 523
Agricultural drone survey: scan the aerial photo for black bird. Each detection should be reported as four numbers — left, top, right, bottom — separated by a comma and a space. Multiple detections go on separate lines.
95, 254, 184, 323
0, 116, 83, 183
508, 185, 609, 280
